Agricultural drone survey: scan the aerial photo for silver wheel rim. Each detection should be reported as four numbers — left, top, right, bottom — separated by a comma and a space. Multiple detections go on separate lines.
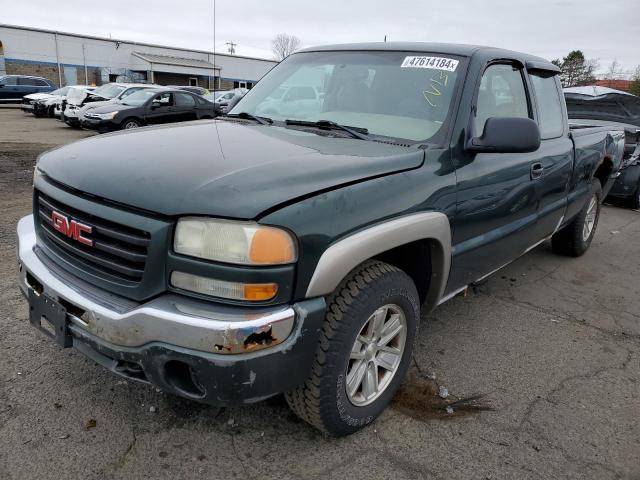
582, 194, 598, 242
124, 121, 138, 129
346, 304, 407, 406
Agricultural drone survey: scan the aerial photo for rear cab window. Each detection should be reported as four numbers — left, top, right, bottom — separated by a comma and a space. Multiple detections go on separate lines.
529, 71, 564, 139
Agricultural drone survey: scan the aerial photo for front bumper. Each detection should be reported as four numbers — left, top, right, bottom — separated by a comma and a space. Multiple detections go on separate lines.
20, 103, 34, 113
63, 108, 80, 125
80, 117, 114, 132
17, 215, 326, 405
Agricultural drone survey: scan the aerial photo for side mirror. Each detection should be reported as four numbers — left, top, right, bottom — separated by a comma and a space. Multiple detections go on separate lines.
150, 101, 162, 109
466, 117, 541, 154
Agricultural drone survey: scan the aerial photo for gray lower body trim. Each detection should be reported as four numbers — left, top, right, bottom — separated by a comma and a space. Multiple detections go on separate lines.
305, 212, 451, 311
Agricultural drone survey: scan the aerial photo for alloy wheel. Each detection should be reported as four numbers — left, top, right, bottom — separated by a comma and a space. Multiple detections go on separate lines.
346, 304, 407, 406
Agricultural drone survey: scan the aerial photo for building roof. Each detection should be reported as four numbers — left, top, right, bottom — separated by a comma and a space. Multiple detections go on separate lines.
0, 23, 277, 64
132, 52, 219, 70
564, 85, 634, 97
594, 79, 632, 93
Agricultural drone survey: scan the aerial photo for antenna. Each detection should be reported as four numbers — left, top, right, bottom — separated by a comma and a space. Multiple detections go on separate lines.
226, 41, 237, 55
212, 0, 216, 90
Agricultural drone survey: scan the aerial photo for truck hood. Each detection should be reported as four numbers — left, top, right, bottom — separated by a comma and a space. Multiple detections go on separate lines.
37, 120, 424, 218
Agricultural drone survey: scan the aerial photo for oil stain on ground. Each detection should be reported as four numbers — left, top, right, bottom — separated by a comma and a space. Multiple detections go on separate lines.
392, 372, 494, 421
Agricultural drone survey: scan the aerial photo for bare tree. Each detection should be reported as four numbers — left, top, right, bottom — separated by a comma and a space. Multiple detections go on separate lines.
605, 59, 622, 80
272, 34, 301, 61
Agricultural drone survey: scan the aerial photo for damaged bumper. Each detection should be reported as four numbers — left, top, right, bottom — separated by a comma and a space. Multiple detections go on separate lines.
17, 215, 326, 405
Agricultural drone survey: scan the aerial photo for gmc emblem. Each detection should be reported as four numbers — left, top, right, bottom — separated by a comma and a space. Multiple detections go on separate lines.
51, 211, 93, 246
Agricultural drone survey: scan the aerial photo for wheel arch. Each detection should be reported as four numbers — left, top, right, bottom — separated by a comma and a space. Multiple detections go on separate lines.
305, 212, 451, 313
593, 155, 614, 190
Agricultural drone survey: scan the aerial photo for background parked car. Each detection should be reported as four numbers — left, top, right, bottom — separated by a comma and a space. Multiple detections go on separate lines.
31, 86, 95, 117
254, 85, 322, 118
203, 88, 248, 115
565, 86, 640, 208
167, 85, 209, 96
80, 87, 216, 132
0, 75, 56, 102
63, 83, 155, 127
21, 89, 66, 114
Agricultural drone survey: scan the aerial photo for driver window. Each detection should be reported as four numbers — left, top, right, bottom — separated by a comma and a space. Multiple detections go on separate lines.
475, 64, 529, 134
154, 92, 173, 106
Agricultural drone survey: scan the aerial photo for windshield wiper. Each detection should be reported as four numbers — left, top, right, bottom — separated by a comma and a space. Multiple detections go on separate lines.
224, 112, 272, 125
285, 119, 370, 140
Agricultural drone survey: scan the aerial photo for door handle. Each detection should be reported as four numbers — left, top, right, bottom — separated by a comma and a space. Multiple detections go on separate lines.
531, 162, 544, 179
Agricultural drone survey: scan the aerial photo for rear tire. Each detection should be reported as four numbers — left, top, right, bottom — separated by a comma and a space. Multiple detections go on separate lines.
285, 260, 419, 436
552, 181, 602, 257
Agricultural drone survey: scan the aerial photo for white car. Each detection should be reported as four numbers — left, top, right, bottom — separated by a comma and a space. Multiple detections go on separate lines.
62, 83, 156, 127
20, 90, 63, 114
203, 88, 248, 114
31, 86, 95, 117
255, 85, 323, 119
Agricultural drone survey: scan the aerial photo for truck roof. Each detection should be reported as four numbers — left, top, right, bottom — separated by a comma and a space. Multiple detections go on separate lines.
299, 42, 558, 72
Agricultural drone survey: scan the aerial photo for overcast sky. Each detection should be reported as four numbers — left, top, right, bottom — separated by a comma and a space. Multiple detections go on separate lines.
1, 0, 637, 74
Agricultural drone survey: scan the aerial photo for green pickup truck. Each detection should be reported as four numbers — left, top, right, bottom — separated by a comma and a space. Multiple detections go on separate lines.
17, 43, 625, 436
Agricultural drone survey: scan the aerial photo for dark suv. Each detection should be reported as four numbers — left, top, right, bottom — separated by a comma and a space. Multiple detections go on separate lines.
0, 75, 56, 102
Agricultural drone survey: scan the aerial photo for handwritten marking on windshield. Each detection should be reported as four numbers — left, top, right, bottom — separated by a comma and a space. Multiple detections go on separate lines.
423, 71, 450, 107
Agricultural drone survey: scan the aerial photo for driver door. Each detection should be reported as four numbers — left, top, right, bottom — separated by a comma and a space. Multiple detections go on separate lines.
145, 92, 176, 125
449, 62, 542, 288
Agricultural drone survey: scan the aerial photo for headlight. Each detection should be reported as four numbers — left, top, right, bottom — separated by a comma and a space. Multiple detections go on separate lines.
90, 111, 118, 120
174, 217, 297, 265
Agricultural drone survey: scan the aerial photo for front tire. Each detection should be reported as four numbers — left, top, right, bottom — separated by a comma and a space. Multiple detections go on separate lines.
552, 181, 602, 256
121, 118, 141, 130
285, 260, 419, 436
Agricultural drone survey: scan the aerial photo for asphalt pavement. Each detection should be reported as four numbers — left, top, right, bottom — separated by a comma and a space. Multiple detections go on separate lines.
1, 109, 638, 479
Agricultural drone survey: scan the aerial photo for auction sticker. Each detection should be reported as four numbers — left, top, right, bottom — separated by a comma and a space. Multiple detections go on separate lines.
401, 56, 459, 72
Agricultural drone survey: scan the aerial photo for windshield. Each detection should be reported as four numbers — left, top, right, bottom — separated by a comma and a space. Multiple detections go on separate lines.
231, 50, 464, 142
66, 87, 89, 102
93, 84, 126, 99
121, 89, 157, 106
51, 87, 70, 96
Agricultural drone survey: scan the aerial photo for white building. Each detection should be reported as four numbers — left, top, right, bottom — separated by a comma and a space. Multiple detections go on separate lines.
0, 24, 277, 90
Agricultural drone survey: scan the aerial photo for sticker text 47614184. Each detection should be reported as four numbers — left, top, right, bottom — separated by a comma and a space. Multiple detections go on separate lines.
401, 56, 459, 72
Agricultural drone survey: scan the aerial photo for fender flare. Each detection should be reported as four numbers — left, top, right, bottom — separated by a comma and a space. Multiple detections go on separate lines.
305, 212, 452, 312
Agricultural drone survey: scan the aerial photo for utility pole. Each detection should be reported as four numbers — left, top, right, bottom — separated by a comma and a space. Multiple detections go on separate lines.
226, 41, 237, 55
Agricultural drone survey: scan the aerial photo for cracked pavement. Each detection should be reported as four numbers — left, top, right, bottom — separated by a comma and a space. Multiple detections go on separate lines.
1, 109, 639, 479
